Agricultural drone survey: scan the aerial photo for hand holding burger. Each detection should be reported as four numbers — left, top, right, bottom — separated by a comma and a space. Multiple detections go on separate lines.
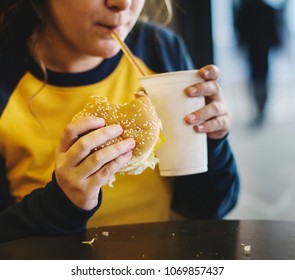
54, 89, 162, 210
73, 89, 162, 184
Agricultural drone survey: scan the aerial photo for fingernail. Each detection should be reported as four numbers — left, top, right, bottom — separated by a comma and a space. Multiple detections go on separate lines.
113, 124, 123, 133
203, 70, 210, 79
126, 138, 136, 148
186, 87, 197, 96
96, 117, 106, 125
186, 114, 196, 123
119, 151, 133, 166
197, 124, 204, 130
123, 151, 133, 159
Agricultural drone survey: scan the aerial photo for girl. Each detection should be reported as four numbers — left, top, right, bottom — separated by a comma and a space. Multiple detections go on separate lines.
0, 0, 239, 242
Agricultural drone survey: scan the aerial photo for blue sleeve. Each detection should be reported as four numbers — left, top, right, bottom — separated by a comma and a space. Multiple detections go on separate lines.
127, 21, 195, 73
0, 157, 14, 210
172, 137, 240, 219
0, 173, 102, 242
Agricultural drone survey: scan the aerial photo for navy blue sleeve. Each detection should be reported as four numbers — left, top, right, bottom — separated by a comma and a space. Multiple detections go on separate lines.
0, 57, 27, 116
127, 21, 195, 73
0, 173, 102, 242
172, 137, 239, 219
0, 157, 14, 211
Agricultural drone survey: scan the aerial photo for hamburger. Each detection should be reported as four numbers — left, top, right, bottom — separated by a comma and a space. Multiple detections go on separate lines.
73, 88, 162, 186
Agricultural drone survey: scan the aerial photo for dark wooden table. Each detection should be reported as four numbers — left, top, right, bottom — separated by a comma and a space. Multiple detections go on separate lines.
0, 220, 294, 260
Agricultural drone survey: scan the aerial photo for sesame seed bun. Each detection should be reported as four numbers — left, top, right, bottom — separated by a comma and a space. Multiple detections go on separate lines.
73, 89, 162, 186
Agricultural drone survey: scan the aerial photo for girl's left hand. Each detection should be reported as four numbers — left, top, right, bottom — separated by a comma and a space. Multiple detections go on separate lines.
184, 64, 232, 140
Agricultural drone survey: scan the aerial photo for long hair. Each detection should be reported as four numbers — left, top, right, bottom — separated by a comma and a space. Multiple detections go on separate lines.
0, 0, 172, 59
0, 0, 46, 59
141, 0, 173, 25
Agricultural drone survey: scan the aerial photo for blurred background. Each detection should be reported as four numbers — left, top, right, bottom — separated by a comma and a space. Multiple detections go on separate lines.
172, 0, 295, 220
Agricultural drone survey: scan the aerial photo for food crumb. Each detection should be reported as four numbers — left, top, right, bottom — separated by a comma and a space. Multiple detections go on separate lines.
240, 243, 251, 255
244, 245, 251, 255
81, 237, 96, 246
101, 231, 109, 237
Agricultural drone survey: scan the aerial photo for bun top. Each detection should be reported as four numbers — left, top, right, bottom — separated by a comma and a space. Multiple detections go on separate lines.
73, 89, 162, 184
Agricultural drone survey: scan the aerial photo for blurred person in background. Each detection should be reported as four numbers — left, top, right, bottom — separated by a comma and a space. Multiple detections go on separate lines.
234, 0, 283, 126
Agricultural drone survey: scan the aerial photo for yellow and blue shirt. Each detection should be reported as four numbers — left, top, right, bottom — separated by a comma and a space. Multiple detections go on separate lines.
0, 22, 239, 241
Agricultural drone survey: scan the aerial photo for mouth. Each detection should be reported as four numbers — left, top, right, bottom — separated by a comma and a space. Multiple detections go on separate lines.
95, 22, 123, 35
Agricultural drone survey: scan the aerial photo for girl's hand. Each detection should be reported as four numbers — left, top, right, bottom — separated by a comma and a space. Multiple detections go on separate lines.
184, 64, 232, 140
55, 117, 135, 210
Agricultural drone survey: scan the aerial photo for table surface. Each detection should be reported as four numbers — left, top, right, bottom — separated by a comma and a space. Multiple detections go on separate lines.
0, 220, 294, 260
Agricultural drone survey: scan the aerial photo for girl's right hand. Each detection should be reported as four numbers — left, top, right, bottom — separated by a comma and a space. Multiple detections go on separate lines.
55, 116, 135, 211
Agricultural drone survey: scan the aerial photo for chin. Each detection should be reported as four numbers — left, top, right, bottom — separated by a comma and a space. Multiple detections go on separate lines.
93, 42, 121, 59
103, 50, 121, 59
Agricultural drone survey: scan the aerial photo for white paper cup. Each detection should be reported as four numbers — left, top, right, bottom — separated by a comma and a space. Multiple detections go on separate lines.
140, 70, 208, 176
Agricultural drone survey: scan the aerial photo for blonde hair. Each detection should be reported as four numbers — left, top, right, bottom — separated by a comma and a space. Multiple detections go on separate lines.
141, 0, 173, 26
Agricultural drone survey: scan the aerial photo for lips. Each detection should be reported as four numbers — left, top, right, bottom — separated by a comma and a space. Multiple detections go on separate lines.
95, 22, 122, 36
97, 23, 115, 30
95, 19, 130, 31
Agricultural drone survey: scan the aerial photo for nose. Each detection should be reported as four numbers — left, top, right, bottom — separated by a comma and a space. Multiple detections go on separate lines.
105, 0, 132, 11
